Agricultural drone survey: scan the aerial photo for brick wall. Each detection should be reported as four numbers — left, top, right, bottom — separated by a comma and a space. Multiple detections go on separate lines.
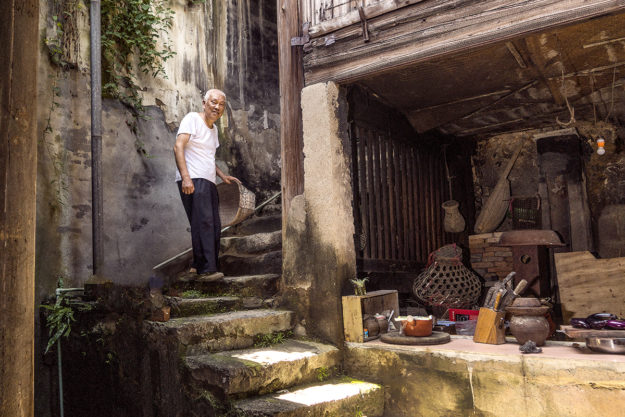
469, 233, 513, 282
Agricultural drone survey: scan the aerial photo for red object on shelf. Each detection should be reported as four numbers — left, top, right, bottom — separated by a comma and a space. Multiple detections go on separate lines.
449, 309, 479, 321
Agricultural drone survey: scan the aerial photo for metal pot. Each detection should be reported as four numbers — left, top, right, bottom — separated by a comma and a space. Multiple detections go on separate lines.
586, 338, 625, 354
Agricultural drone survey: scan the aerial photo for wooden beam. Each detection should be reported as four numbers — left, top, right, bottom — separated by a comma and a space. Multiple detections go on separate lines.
307, 0, 425, 38
302, 0, 625, 85
0, 0, 39, 416
278, 0, 305, 230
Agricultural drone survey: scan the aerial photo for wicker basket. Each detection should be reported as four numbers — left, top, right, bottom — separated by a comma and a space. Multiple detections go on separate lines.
217, 182, 256, 227
412, 244, 482, 308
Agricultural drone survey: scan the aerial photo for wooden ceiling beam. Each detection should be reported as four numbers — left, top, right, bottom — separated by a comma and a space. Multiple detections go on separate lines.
303, 0, 625, 85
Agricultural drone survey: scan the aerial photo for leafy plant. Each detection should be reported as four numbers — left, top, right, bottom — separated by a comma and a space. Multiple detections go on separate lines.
316, 366, 330, 382
253, 330, 293, 348
41, 279, 92, 354
101, 0, 176, 111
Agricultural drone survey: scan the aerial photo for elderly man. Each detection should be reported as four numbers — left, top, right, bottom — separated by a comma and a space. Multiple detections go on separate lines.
174, 89, 239, 280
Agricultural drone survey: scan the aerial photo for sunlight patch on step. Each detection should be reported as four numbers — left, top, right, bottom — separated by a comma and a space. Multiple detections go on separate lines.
232, 349, 316, 365
275, 382, 375, 406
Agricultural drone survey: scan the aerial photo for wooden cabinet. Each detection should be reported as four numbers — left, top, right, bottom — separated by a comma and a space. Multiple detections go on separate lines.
342, 290, 399, 342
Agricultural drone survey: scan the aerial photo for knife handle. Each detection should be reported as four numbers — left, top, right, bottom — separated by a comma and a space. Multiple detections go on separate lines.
513, 279, 528, 296
493, 291, 503, 311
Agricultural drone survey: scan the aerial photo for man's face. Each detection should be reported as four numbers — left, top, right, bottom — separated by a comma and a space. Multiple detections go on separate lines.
203, 92, 226, 125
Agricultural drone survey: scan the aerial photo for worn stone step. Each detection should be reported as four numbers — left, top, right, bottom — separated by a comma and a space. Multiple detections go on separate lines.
221, 230, 282, 255
233, 377, 384, 417
185, 340, 341, 397
225, 214, 282, 236
145, 309, 294, 355
219, 250, 282, 276
167, 296, 241, 318
172, 274, 280, 299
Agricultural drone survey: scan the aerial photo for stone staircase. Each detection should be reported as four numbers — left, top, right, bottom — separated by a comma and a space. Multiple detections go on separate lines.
151, 211, 384, 417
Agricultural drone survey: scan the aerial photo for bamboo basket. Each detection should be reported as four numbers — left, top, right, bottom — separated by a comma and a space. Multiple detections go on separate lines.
217, 182, 256, 227
474, 139, 526, 233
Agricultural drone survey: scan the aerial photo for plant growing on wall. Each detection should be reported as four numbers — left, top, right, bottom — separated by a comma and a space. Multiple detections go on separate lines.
101, 0, 176, 111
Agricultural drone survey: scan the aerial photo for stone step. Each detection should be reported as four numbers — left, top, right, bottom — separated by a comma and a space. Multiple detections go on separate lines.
172, 274, 280, 299
219, 251, 282, 276
185, 339, 341, 397
233, 377, 384, 417
145, 309, 294, 355
167, 296, 241, 317
225, 214, 282, 237
221, 230, 282, 256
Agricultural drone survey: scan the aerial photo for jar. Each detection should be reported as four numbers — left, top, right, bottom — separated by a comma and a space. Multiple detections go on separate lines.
442, 200, 466, 233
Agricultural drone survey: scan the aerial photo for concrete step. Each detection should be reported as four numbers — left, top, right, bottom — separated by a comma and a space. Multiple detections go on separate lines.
225, 214, 282, 237
185, 339, 341, 397
167, 296, 241, 318
233, 377, 384, 417
221, 230, 282, 255
172, 274, 280, 299
220, 250, 282, 276
145, 309, 294, 355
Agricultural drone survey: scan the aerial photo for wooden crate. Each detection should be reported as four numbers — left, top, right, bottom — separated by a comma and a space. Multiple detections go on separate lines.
342, 290, 399, 342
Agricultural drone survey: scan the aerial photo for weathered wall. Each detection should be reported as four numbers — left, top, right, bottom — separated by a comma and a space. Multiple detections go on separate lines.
346, 342, 625, 417
36, 0, 280, 295
472, 121, 625, 257
282, 82, 356, 345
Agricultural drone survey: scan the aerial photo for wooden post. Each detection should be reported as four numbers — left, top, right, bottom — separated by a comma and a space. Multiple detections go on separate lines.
278, 0, 305, 230
0, 0, 39, 415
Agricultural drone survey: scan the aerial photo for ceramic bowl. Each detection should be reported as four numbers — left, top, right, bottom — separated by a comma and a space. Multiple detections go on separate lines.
398, 316, 433, 337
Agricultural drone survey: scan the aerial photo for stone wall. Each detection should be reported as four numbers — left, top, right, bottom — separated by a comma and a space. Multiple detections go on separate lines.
346, 342, 625, 417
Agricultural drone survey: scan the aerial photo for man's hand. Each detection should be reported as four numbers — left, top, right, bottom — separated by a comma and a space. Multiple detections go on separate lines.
221, 175, 241, 185
181, 177, 194, 194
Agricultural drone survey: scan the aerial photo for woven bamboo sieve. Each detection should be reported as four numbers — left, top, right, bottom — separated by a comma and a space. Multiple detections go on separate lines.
217, 182, 256, 227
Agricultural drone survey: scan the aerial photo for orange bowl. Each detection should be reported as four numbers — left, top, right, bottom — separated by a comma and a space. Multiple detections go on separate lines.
401, 316, 433, 337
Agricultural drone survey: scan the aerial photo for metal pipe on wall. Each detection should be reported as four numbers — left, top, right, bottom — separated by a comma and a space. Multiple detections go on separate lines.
90, 0, 103, 275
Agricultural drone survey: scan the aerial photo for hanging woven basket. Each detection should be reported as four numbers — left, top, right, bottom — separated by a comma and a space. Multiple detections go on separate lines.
217, 182, 256, 227
412, 244, 482, 308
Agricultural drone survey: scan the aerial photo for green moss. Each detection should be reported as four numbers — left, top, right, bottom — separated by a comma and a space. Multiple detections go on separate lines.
253, 330, 293, 348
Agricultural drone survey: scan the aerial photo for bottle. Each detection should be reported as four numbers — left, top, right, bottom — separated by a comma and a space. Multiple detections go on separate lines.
363, 328, 369, 339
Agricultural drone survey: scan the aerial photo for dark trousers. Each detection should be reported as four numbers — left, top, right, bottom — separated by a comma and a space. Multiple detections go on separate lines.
177, 178, 221, 274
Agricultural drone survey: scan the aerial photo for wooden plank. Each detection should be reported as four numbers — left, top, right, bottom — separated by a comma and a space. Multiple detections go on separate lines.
342, 295, 365, 342
379, 132, 391, 259
393, 139, 405, 260
365, 128, 377, 259
350, 123, 363, 257
554, 251, 625, 324
358, 258, 421, 272
406, 145, 416, 260
387, 138, 397, 260
416, 151, 427, 262
278, 0, 305, 229
372, 131, 384, 257
303, 0, 625, 85
357, 126, 371, 259
362, 290, 400, 317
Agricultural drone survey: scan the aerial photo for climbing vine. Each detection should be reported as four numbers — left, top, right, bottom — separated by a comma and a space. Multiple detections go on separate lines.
44, 0, 176, 112
101, 0, 176, 111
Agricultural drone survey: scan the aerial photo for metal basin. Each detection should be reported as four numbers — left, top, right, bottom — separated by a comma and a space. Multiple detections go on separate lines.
586, 337, 625, 354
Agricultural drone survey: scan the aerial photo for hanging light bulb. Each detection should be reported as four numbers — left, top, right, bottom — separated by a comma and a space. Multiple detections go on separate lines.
597, 138, 606, 155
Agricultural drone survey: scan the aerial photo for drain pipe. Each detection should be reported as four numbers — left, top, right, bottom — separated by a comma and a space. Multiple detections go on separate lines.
54, 288, 83, 417
90, 0, 103, 276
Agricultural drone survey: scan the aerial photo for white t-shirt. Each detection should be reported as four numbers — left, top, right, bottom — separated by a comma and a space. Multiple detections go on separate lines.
175, 112, 220, 183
